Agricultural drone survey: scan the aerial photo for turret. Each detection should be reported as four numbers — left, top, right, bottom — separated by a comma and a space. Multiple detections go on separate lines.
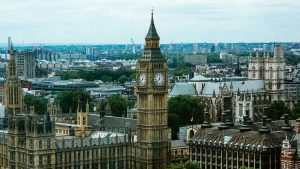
240, 115, 251, 132
259, 116, 270, 134
218, 112, 229, 130
274, 44, 284, 58
201, 112, 212, 129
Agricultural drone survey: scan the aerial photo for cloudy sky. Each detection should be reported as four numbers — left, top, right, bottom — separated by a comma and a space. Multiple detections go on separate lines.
0, 0, 299, 44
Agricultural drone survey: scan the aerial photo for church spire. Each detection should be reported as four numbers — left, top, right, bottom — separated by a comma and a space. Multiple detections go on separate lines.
8, 38, 16, 77
4, 37, 24, 116
145, 10, 160, 40
142, 11, 163, 59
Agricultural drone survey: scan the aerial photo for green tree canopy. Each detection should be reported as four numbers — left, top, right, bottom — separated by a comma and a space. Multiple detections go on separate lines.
107, 95, 127, 117
266, 100, 285, 120
56, 90, 91, 113
291, 102, 300, 120
168, 161, 201, 169
58, 69, 135, 82
24, 95, 47, 115
168, 95, 205, 139
118, 74, 129, 84
206, 53, 222, 63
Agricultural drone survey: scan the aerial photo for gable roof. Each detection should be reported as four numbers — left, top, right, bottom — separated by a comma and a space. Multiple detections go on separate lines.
170, 83, 197, 97
201, 80, 264, 96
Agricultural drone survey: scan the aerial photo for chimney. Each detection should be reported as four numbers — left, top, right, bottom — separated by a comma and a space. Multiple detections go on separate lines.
218, 112, 229, 130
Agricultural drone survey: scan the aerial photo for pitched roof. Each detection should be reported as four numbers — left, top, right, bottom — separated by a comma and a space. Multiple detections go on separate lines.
171, 140, 188, 148
88, 113, 137, 131
170, 83, 197, 96
201, 80, 264, 96
190, 126, 285, 149
145, 12, 160, 40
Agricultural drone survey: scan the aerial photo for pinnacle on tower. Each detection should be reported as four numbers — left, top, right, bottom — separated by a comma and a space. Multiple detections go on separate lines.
8, 36, 11, 51
8, 37, 14, 56
145, 10, 160, 40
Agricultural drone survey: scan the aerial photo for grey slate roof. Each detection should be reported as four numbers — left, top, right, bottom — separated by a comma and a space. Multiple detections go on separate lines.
145, 13, 159, 40
190, 126, 286, 149
56, 134, 128, 149
201, 80, 264, 96
88, 113, 137, 130
171, 140, 188, 148
170, 83, 197, 97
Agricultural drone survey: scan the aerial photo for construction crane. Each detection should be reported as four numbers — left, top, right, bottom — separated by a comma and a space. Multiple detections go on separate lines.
131, 38, 136, 54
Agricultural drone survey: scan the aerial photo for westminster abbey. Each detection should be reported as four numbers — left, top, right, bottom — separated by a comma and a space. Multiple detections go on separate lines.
0, 12, 170, 169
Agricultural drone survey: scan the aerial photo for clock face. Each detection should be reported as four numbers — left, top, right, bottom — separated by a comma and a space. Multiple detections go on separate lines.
139, 73, 146, 86
154, 73, 165, 86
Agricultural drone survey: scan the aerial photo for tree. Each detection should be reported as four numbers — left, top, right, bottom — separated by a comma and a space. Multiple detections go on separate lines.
118, 74, 129, 84
56, 90, 91, 113
168, 95, 205, 139
168, 113, 181, 139
291, 102, 300, 120
206, 53, 222, 63
171, 62, 194, 77
107, 95, 127, 117
58, 69, 135, 82
266, 100, 285, 120
168, 161, 200, 169
24, 95, 47, 115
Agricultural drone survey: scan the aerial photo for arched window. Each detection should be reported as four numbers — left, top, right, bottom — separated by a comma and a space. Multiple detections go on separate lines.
277, 66, 280, 79
252, 66, 256, 78
268, 82, 272, 90
189, 130, 194, 139
277, 82, 281, 90
259, 66, 263, 79
269, 67, 273, 79
39, 140, 43, 150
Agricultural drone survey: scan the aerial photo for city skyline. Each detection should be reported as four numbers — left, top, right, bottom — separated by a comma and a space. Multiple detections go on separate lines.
0, 0, 299, 44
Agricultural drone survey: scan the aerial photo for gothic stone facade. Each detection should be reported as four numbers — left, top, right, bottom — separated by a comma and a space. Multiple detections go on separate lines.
0, 13, 170, 169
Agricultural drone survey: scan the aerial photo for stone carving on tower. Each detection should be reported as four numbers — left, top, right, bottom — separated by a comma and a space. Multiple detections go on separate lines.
136, 11, 170, 169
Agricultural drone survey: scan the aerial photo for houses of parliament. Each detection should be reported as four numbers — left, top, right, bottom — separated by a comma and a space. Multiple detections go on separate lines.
0, 12, 170, 169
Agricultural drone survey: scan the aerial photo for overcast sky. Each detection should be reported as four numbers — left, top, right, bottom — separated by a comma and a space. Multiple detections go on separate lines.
0, 0, 299, 44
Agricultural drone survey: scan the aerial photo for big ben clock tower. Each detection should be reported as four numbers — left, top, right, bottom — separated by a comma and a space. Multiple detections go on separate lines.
136, 11, 169, 169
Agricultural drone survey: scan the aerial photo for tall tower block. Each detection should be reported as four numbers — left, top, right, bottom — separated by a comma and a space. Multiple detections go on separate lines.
136, 12, 170, 169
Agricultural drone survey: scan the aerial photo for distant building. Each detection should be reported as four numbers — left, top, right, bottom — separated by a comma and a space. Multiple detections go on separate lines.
15, 51, 36, 79
284, 81, 300, 107
219, 52, 234, 63
184, 55, 207, 65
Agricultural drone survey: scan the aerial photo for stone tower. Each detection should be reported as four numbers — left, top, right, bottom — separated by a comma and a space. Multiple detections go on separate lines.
248, 44, 285, 101
136, 12, 169, 169
5, 39, 26, 168
25, 110, 56, 169
5, 39, 56, 169
4, 38, 23, 116
75, 96, 92, 137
